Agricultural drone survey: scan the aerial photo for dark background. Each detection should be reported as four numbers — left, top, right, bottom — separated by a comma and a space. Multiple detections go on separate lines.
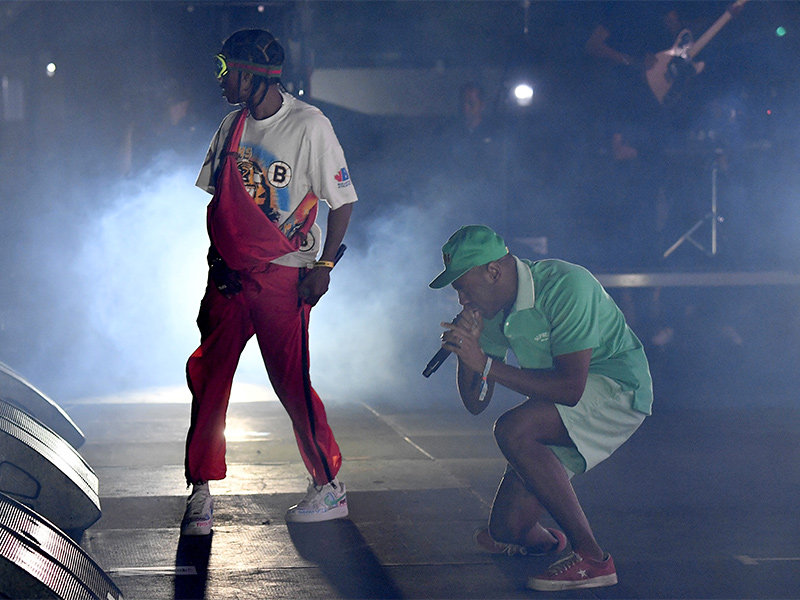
0, 1, 798, 407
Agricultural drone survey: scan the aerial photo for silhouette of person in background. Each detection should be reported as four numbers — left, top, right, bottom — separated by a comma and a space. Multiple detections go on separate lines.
450, 82, 498, 177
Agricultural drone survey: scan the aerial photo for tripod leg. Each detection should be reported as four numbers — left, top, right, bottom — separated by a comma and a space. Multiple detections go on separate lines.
663, 214, 710, 258
662, 165, 722, 259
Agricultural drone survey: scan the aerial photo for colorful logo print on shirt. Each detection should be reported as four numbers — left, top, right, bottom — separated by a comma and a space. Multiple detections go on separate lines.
267, 161, 292, 188
334, 167, 352, 188
238, 146, 290, 221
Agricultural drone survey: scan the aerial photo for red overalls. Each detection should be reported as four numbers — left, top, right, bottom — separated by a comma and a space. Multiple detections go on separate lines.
184, 109, 342, 487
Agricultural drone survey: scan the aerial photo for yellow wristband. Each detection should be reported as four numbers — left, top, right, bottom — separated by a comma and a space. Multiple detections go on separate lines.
314, 260, 335, 269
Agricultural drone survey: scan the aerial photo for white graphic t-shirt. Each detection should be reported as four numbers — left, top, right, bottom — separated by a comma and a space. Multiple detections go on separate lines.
197, 90, 358, 267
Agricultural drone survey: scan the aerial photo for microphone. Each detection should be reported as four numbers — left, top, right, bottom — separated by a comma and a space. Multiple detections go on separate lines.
422, 346, 451, 378
423, 316, 459, 378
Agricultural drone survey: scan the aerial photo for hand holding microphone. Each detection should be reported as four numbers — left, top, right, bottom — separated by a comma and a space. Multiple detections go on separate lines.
422, 308, 483, 377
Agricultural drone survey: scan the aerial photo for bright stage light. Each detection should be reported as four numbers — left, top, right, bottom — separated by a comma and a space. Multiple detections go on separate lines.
512, 82, 534, 107
46, 63, 56, 77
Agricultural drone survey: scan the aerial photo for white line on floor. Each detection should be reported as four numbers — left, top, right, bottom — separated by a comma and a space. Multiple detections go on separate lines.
735, 555, 800, 565
360, 402, 437, 461
107, 566, 198, 577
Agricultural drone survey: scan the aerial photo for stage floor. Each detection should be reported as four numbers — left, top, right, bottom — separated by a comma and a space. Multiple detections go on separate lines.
65, 384, 800, 600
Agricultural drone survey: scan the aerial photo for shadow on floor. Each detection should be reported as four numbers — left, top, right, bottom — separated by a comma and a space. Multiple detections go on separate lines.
174, 532, 213, 600
288, 519, 404, 599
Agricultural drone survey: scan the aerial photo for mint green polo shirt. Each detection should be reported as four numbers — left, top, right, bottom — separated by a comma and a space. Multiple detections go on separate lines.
479, 257, 653, 415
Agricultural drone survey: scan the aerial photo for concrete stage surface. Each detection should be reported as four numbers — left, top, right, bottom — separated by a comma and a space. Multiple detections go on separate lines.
63, 379, 799, 600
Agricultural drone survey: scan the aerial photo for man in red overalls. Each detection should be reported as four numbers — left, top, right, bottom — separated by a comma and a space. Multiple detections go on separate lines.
181, 29, 357, 535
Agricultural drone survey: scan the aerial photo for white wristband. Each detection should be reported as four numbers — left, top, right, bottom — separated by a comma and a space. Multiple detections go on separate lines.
478, 356, 493, 403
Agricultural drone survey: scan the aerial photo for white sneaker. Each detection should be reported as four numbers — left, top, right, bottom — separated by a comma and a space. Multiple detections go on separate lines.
285, 477, 348, 523
181, 482, 213, 535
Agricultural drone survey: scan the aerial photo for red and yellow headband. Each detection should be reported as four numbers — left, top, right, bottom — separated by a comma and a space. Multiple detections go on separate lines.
215, 54, 282, 79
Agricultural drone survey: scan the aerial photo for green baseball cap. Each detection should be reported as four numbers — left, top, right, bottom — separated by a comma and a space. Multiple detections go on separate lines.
429, 225, 509, 289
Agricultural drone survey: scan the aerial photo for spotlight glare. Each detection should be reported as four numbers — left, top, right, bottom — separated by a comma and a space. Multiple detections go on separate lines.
46, 62, 56, 77
512, 82, 534, 106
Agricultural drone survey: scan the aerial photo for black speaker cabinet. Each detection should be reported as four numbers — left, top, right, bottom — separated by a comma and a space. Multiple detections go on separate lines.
0, 491, 123, 600
0, 400, 100, 533
0, 361, 85, 449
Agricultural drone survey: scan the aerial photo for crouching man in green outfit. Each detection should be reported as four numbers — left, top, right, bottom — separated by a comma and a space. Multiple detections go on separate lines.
429, 225, 653, 591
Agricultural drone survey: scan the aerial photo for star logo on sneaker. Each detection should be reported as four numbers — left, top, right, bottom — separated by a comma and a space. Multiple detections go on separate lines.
578, 569, 588, 578
323, 491, 346, 508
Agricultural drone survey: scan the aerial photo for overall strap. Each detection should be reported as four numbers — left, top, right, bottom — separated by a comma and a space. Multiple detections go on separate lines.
223, 108, 248, 155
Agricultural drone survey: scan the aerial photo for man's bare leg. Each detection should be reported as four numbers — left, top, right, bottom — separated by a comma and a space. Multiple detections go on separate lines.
488, 465, 560, 551
493, 398, 604, 561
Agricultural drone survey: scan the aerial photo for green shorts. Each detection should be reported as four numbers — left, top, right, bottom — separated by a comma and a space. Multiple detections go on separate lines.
548, 374, 647, 477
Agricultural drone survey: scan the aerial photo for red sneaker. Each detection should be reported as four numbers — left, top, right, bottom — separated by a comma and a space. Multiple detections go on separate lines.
474, 527, 567, 557
527, 551, 617, 591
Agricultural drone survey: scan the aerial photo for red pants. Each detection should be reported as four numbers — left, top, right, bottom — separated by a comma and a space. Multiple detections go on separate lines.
184, 264, 342, 487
